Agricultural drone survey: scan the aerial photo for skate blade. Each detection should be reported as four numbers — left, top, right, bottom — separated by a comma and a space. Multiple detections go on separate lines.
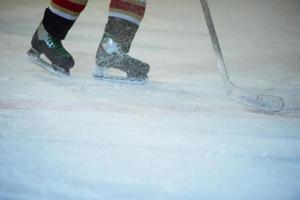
27, 48, 70, 78
93, 73, 147, 85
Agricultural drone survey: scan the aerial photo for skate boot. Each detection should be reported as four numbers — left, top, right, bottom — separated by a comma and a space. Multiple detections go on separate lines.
94, 17, 150, 84
27, 23, 74, 76
94, 34, 149, 83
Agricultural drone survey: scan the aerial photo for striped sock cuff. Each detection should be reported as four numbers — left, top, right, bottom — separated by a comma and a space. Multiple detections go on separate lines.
109, 0, 146, 25
49, 0, 88, 21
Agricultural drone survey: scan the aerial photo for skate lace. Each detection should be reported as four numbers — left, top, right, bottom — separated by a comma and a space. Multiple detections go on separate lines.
48, 36, 70, 57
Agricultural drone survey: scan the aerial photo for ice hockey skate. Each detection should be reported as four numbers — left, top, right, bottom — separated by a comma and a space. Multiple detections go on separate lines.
94, 34, 149, 84
27, 23, 74, 77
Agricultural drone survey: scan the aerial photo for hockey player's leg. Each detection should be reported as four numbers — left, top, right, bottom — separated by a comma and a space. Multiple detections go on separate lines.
94, 0, 150, 83
27, 0, 88, 76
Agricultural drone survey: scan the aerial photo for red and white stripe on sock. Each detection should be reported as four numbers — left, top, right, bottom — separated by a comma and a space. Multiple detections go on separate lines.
109, 0, 146, 25
49, 0, 88, 21
48, 0, 146, 24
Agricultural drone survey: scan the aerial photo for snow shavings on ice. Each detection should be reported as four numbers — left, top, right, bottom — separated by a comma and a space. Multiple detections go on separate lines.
0, 0, 300, 200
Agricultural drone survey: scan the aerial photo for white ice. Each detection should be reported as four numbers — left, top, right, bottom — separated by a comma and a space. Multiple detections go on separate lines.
0, 0, 300, 199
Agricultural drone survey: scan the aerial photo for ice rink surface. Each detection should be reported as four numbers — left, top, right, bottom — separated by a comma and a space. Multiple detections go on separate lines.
1, 0, 300, 199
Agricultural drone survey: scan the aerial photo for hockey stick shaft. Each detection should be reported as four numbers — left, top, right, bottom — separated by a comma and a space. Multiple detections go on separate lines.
199, 0, 231, 88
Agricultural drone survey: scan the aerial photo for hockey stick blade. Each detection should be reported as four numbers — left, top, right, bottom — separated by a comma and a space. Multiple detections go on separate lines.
227, 83, 284, 113
200, 0, 284, 112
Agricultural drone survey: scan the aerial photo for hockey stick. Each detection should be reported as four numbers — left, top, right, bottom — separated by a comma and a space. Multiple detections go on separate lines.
199, 0, 284, 112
